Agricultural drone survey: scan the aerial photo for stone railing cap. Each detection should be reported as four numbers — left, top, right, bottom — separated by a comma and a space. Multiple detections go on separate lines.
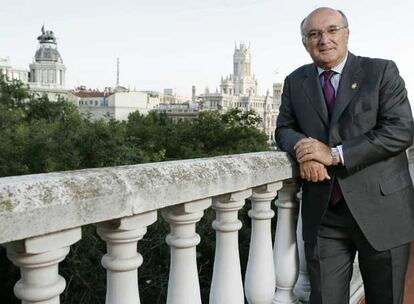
0, 151, 296, 244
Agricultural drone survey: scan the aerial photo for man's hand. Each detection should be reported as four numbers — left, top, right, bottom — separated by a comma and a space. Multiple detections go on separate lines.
299, 160, 331, 182
294, 137, 332, 166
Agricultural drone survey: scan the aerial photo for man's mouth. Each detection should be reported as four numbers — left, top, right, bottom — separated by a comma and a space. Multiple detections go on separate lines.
319, 48, 335, 53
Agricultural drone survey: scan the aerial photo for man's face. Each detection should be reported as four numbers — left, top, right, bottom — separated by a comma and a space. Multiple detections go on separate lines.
302, 8, 349, 69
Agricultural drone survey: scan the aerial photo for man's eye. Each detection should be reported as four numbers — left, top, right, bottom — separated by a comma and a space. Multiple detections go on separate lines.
327, 28, 339, 34
308, 32, 319, 38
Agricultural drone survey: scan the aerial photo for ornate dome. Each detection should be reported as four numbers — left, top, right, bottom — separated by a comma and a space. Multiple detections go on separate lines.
34, 47, 62, 63
34, 26, 63, 63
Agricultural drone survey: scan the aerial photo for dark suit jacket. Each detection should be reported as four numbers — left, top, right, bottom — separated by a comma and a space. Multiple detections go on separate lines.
276, 52, 414, 251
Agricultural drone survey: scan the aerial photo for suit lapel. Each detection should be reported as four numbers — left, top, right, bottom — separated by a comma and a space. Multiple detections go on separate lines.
302, 65, 329, 127
330, 53, 364, 128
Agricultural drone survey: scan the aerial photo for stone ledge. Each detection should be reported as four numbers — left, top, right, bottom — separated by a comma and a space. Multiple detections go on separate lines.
0, 151, 296, 244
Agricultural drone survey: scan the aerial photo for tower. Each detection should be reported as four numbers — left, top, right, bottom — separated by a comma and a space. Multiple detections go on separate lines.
29, 26, 66, 88
273, 83, 282, 108
116, 57, 120, 87
192, 85, 196, 101
233, 42, 251, 79
231, 43, 257, 96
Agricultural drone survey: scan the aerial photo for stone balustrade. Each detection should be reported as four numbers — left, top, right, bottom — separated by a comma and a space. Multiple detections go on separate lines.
0, 151, 367, 304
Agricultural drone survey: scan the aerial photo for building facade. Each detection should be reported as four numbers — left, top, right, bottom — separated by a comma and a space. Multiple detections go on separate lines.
159, 88, 191, 104
28, 26, 68, 100
1, 27, 69, 101
157, 102, 199, 122
199, 43, 281, 142
0, 57, 29, 82
72, 86, 160, 121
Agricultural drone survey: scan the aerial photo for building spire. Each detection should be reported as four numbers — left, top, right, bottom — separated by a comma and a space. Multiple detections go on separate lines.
116, 57, 120, 87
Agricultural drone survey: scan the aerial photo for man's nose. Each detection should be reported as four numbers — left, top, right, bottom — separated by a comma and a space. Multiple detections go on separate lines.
319, 32, 330, 44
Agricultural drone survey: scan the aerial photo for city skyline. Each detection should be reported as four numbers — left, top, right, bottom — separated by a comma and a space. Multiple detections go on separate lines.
1, 0, 413, 102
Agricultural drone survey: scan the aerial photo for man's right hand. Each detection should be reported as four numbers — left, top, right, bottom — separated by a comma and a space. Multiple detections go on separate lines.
300, 160, 331, 182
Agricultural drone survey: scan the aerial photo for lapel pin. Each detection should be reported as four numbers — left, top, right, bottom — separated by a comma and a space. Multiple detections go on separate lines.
351, 83, 358, 89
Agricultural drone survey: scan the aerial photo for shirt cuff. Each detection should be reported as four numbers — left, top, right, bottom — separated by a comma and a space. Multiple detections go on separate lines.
337, 145, 344, 165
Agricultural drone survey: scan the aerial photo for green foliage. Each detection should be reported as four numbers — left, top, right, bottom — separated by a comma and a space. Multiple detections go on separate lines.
0, 75, 271, 303
0, 74, 30, 107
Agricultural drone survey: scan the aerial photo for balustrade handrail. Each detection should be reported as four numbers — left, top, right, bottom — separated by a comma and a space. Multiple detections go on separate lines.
0, 151, 297, 245
3, 147, 412, 303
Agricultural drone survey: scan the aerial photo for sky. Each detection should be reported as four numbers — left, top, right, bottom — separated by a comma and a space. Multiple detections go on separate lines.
1, 0, 413, 102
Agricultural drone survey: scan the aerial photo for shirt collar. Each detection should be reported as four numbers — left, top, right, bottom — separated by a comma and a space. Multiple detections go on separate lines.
317, 52, 349, 76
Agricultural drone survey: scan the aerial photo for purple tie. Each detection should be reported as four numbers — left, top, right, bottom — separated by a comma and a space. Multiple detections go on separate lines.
323, 70, 336, 117
322, 70, 342, 206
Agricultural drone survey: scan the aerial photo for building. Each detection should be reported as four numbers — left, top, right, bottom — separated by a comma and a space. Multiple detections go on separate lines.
199, 43, 281, 142
72, 86, 160, 120
0, 57, 29, 82
28, 26, 68, 101
159, 88, 191, 104
1, 26, 69, 101
221, 43, 258, 96
158, 102, 199, 122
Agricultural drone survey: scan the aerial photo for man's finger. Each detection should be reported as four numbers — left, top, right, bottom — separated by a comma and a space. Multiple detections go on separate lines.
296, 144, 315, 159
305, 168, 311, 181
295, 142, 319, 156
298, 154, 316, 163
311, 169, 318, 182
300, 166, 306, 179
317, 168, 325, 182
296, 151, 307, 161
294, 138, 313, 149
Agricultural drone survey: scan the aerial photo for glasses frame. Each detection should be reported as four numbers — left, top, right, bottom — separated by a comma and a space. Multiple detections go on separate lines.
304, 25, 348, 42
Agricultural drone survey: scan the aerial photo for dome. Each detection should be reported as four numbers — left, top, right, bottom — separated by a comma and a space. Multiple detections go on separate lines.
34, 47, 63, 63
34, 26, 63, 63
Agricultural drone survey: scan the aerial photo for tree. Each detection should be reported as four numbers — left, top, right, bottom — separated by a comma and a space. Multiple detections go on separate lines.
0, 75, 271, 303
0, 74, 30, 107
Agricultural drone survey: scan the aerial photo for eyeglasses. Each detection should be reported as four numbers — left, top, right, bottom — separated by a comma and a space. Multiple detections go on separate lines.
304, 25, 348, 41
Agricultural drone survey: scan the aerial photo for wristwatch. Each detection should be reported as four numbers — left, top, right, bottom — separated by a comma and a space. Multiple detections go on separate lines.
331, 147, 341, 165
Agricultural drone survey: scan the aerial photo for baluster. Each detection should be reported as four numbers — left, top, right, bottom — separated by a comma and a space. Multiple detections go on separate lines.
96, 211, 157, 304
210, 189, 252, 304
245, 183, 282, 304
294, 191, 311, 303
6, 228, 81, 304
272, 180, 299, 304
162, 198, 212, 304
350, 253, 364, 304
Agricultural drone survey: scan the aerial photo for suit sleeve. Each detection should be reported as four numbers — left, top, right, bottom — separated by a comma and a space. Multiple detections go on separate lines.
343, 60, 414, 171
275, 77, 307, 160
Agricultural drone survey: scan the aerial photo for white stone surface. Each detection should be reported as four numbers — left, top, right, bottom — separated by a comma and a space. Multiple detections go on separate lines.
349, 254, 364, 304
0, 151, 295, 244
245, 182, 281, 304
97, 211, 157, 304
163, 199, 211, 304
210, 189, 252, 304
6, 228, 81, 304
273, 180, 299, 304
0, 147, 376, 304
294, 192, 311, 303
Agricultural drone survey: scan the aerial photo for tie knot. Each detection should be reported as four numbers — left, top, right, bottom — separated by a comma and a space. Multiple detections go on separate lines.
323, 70, 335, 81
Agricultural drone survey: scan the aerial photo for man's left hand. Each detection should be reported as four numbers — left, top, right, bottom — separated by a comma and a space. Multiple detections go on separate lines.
294, 137, 332, 165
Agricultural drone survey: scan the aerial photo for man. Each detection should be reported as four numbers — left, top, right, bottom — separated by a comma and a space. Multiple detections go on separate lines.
276, 7, 414, 304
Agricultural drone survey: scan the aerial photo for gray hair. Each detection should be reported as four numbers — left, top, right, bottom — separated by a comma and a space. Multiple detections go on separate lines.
300, 9, 348, 37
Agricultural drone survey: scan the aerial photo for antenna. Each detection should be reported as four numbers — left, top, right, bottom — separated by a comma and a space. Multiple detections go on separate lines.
116, 57, 120, 87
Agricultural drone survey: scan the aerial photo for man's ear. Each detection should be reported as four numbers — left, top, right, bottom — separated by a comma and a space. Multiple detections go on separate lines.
345, 29, 350, 39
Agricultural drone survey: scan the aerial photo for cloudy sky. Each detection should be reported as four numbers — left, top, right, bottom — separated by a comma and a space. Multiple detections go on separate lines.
1, 0, 413, 102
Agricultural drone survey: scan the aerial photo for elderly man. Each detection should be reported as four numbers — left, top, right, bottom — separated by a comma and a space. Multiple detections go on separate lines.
276, 7, 414, 304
